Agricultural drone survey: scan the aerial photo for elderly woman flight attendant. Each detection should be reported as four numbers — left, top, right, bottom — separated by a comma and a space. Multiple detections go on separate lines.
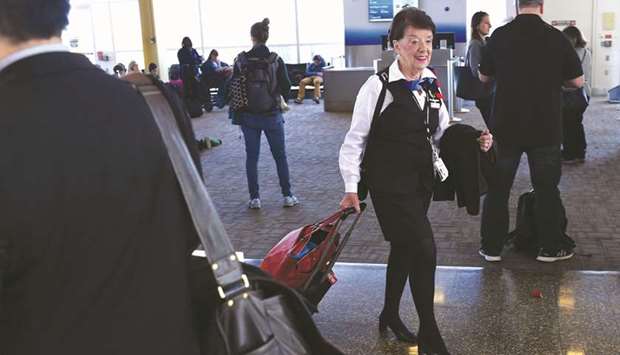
339, 7, 492, 355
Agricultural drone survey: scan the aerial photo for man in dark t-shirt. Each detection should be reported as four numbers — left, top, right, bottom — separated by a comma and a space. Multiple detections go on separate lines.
477, 0, 584, 263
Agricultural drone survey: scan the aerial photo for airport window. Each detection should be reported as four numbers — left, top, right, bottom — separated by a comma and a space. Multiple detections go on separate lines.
63, 0, 345, 76
63, 0, 144, 74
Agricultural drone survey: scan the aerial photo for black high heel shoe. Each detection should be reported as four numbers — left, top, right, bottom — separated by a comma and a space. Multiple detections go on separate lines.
378, 312, 418, 344
417, 332, 450, 355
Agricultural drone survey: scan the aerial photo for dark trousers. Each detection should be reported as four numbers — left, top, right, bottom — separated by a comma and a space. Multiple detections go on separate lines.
562, 107, 587, 159
240, 112, 292, 199
475, 95, 493, 127
370, 189, 444, 342
181, 67, 199, 99
481, 144, 565, 252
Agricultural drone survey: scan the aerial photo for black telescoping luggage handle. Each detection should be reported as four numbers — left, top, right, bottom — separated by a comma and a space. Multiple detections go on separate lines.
305, 202, 367, 239
127, 74, 248, 301
340, 203, 367, 220
301, 202, 367, 292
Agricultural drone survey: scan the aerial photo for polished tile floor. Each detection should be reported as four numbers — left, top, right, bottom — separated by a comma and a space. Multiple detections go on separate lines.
311, 263, 620, 355
196, 97, 620, 353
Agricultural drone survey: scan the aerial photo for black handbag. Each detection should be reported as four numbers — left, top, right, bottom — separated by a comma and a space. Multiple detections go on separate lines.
127, 74, 342, 355
562, 50, 589, 113
455, 66, 487, 100
562, 88, 589, 113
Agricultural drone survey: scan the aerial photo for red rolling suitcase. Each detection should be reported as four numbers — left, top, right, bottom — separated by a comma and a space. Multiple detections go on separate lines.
260, 203, 366, 308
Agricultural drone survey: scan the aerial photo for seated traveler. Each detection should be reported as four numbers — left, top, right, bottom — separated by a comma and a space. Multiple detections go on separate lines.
201, 49, 232, 108
295, 54, 325, 104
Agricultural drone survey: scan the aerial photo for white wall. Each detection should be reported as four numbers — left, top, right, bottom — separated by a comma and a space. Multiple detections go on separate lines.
592, 0, 620, 93
542, 0, 620, 94
467, 0, 509, 41
543, 0, 594, 43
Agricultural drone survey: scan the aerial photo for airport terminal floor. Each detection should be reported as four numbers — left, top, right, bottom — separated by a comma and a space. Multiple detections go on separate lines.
194, 98, 620, 354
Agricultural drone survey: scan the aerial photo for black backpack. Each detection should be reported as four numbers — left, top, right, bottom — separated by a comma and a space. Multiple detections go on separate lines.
229, 51, 279, 113
507, 190, 575, 254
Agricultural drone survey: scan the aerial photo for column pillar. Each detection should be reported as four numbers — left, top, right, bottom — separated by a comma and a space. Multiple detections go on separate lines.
138, 0, 159, 69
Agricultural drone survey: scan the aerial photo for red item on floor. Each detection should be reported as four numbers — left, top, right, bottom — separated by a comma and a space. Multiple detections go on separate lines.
531, 289, 543, 298
260, 204, 366, 308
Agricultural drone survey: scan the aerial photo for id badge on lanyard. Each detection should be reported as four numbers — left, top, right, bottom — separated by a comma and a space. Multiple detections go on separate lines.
423, 93, 449, 182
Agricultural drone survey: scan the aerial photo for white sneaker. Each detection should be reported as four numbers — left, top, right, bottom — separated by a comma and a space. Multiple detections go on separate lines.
536, 248, 574, 263
283, 195, 299, 207
248, 198, 261, 209
479, 248, 502, 262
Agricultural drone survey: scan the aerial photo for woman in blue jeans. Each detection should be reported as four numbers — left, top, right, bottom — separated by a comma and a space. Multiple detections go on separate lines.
231, 18, 298, 209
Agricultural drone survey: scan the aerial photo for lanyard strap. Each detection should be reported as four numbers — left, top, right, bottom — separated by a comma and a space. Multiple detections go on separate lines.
421, 89, 441, 162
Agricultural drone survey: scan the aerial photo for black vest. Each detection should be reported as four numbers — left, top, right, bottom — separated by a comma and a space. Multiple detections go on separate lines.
363, 74, 440, 194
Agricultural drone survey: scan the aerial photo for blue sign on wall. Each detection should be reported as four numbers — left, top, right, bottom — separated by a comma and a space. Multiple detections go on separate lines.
369, 0, 393, 22
369, 0, 420, 22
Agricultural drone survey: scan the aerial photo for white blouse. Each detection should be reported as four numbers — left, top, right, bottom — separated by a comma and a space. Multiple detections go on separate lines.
338, 59, 450, 193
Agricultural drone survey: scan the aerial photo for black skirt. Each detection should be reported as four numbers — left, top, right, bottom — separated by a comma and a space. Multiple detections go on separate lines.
370, 189, 433, 244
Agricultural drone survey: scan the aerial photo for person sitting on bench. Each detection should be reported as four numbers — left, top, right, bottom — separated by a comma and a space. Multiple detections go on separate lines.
294, 54, 325, 104
201, 49, 232, 108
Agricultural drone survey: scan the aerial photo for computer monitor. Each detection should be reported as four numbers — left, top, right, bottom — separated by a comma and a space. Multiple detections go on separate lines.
433, 32, 455, 49
381, 35, 389, 50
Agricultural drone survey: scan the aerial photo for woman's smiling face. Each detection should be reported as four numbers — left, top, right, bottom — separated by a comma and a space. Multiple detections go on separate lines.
393, 26, 433, 75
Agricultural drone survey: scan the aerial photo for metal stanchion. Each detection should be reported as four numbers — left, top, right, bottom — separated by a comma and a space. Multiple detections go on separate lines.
454, 57, 470, 114
447, 57, 462, 122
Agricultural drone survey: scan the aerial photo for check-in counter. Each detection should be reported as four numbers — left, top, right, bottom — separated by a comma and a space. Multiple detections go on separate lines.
323, 67, 375, 112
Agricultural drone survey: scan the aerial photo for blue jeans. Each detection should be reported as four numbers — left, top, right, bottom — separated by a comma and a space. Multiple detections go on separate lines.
481, 144, 565, 252
239, 112, 292, 199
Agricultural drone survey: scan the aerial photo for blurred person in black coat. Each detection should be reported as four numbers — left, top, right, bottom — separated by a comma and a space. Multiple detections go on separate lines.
177, 36, 204, 101
0, 1, 203, 354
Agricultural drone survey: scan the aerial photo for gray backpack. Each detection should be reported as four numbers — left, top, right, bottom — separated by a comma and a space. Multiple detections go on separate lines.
230, 51, 279, 113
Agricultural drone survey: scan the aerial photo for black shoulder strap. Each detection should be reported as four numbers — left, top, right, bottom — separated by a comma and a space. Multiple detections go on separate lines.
580, 49, 587, 63
368, 70, 389, 136
235, 51, 248, 70
267, 52, 279, 64
267, 53, 280, 97
125, 74, 248, 301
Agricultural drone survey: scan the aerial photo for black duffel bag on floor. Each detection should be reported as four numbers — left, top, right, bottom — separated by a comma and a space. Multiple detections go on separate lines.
507, 190, 576, 255
127, 74, 342, 355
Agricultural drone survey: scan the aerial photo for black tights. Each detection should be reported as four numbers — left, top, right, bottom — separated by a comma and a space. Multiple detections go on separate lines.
371, 190, 447, 351
384, 229, 439, 336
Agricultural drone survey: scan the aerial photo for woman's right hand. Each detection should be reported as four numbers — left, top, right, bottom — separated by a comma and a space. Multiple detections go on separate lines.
340, 192, 361, 213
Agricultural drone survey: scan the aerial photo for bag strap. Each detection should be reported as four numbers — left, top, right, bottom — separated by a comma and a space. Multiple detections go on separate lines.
266, 52, 279, 64
125, 74, 249, 301
234, 51, 248, 73
368, 71, 389, 140
267, 53, 280, 97
580, 49, 587, 63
